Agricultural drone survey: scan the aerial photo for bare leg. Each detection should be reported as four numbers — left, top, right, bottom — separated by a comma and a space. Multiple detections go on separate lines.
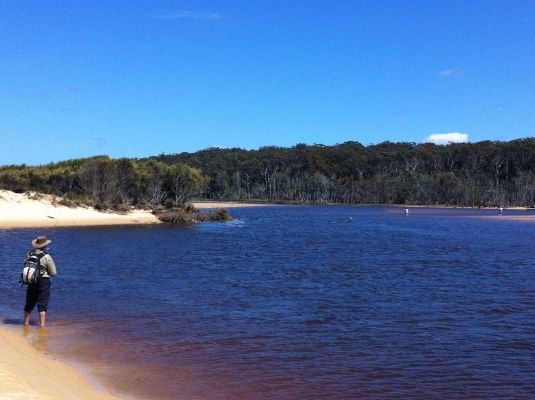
24, 311, 31, 326
39, 311, 46, 328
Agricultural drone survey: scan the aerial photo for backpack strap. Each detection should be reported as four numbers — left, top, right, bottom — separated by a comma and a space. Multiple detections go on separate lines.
29, 249, 47, 258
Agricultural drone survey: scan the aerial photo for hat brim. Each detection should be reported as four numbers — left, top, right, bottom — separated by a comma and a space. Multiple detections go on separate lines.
32, 239, 52, 248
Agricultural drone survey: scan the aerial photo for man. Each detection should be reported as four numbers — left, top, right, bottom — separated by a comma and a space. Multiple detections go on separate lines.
23, 235, 57, 327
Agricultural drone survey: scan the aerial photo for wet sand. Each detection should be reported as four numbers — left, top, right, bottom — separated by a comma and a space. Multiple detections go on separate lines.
0, 325, 120, 400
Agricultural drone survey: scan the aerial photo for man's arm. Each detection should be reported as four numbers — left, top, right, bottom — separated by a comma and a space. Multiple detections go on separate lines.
44, 255, 57, 276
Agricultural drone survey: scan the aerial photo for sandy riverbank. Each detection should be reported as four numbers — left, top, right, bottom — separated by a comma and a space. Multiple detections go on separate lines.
0, 325, 120, 400
0, 190, 270, 228
0, 190, 159, 228
1, 190, 531, 227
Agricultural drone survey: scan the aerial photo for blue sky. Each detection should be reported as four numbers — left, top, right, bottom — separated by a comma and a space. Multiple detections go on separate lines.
1, 1, 534, 165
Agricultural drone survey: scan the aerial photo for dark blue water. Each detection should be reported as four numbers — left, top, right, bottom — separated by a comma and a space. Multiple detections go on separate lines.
1, 206, 534, 399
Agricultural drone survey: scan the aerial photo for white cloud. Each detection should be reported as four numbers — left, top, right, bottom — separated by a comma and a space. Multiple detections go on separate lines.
91, 137, 106, 147
424, 132, 469, 145
438, 68, 463, 77
151, 11, 221, 21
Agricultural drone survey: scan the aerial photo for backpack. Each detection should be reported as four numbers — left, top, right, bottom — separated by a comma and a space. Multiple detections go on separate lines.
20, 251, 46, 285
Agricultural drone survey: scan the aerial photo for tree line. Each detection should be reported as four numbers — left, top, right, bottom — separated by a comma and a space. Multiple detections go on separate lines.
0, 138, 534, 208
149, 138, 535, 207
0, 157, 205, 209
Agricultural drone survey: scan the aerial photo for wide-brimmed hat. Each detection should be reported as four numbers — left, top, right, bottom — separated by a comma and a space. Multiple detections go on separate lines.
32, 235, 52, 248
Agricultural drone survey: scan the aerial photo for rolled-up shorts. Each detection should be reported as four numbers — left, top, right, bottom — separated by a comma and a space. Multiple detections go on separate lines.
24, 278, 51, 313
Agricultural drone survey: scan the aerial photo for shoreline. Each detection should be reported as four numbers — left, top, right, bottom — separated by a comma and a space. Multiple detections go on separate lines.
0, 190, 271, 229
1, 190, 533, 228
0, 325, 121, 400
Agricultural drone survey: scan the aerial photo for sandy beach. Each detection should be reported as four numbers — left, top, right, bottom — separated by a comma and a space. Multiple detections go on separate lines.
0, 190, 159, 228
0, 326, 120, 400
0, 190, 269, 228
